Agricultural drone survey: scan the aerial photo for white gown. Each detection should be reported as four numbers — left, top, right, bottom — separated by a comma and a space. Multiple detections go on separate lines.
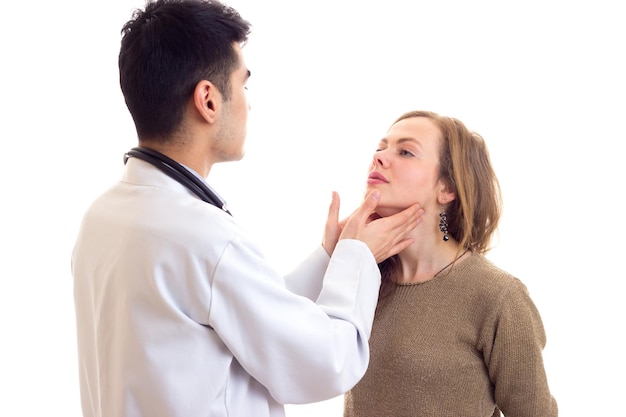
72, 158, 381, 417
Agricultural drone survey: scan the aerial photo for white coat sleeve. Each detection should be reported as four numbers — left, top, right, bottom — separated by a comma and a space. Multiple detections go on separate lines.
283, 245, 330, 301
208, 238, 381, 405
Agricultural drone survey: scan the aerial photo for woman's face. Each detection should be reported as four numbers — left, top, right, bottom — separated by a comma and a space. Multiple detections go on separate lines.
366, 116, 444, 217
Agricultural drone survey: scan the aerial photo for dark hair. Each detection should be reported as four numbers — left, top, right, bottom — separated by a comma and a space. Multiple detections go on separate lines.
119, 0, 251, 142
379, 111, 502, 293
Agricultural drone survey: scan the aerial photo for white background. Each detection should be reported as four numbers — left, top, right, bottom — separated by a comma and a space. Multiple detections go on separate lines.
1, 1, 624, 416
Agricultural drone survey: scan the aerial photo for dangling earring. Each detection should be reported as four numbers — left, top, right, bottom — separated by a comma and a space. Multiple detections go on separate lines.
439, 207, 449, 242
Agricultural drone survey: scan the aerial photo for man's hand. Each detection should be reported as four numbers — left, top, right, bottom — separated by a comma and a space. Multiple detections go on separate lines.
339, 190, 423, 263
322, 191, 348, 256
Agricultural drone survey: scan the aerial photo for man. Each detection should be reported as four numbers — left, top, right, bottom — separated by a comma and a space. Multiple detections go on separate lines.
72, 1, 422, 416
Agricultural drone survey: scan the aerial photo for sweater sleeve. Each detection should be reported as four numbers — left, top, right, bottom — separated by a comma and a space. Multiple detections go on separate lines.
483, 279, 558, 417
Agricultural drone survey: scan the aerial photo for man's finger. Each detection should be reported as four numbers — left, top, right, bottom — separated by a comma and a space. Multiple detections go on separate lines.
351, 190, 380, 224
378, 204, 422, 231
327, 191, 340, 223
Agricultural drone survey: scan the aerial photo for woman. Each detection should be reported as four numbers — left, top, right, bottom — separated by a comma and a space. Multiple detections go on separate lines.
344, 111, 558, 416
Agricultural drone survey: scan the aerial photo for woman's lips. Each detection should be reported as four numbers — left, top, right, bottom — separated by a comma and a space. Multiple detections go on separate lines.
367, 172, 388, 185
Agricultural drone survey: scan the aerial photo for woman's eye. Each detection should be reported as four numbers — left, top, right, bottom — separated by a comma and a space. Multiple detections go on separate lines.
400, 149, 414, 157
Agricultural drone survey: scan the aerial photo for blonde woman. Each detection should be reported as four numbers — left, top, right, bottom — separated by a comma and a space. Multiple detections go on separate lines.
343, 111, 558, 417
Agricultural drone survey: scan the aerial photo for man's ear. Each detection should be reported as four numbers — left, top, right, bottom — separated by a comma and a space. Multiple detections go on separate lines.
193, 80, 220, 124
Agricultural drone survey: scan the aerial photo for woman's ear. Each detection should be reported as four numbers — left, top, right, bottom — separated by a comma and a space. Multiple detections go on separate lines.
193, 80, 220, 124
437, 181, 456, 205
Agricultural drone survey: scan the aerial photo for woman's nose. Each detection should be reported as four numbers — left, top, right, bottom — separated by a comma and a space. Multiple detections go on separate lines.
373, 151, 386, 168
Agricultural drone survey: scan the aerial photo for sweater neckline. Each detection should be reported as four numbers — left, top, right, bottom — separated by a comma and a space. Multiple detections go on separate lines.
394, 251, 474, 287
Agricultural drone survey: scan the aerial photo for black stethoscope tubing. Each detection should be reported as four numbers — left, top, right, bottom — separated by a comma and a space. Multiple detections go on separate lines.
124, 146, 232, 216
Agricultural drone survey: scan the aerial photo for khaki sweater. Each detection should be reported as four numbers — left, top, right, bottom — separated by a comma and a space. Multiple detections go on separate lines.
344, 253, 557, 417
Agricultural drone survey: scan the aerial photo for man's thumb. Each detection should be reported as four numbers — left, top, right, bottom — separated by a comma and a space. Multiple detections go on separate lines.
358, 190, 380, 218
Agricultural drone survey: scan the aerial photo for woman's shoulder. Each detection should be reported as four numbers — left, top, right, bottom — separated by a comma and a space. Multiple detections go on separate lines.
455, 253, 528, 297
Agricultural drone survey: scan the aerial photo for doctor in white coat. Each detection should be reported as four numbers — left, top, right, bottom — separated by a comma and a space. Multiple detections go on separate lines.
72, 1, 423, 416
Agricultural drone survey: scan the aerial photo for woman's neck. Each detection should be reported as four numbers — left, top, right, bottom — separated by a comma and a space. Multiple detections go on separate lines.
394, 238, 468, 284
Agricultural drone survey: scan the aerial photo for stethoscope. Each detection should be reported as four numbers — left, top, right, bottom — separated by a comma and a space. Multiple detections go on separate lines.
124, 146, 232, 216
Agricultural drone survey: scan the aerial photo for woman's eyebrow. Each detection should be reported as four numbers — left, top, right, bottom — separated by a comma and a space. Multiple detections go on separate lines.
397, 137, 420, 145
381, 137, 422, 149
